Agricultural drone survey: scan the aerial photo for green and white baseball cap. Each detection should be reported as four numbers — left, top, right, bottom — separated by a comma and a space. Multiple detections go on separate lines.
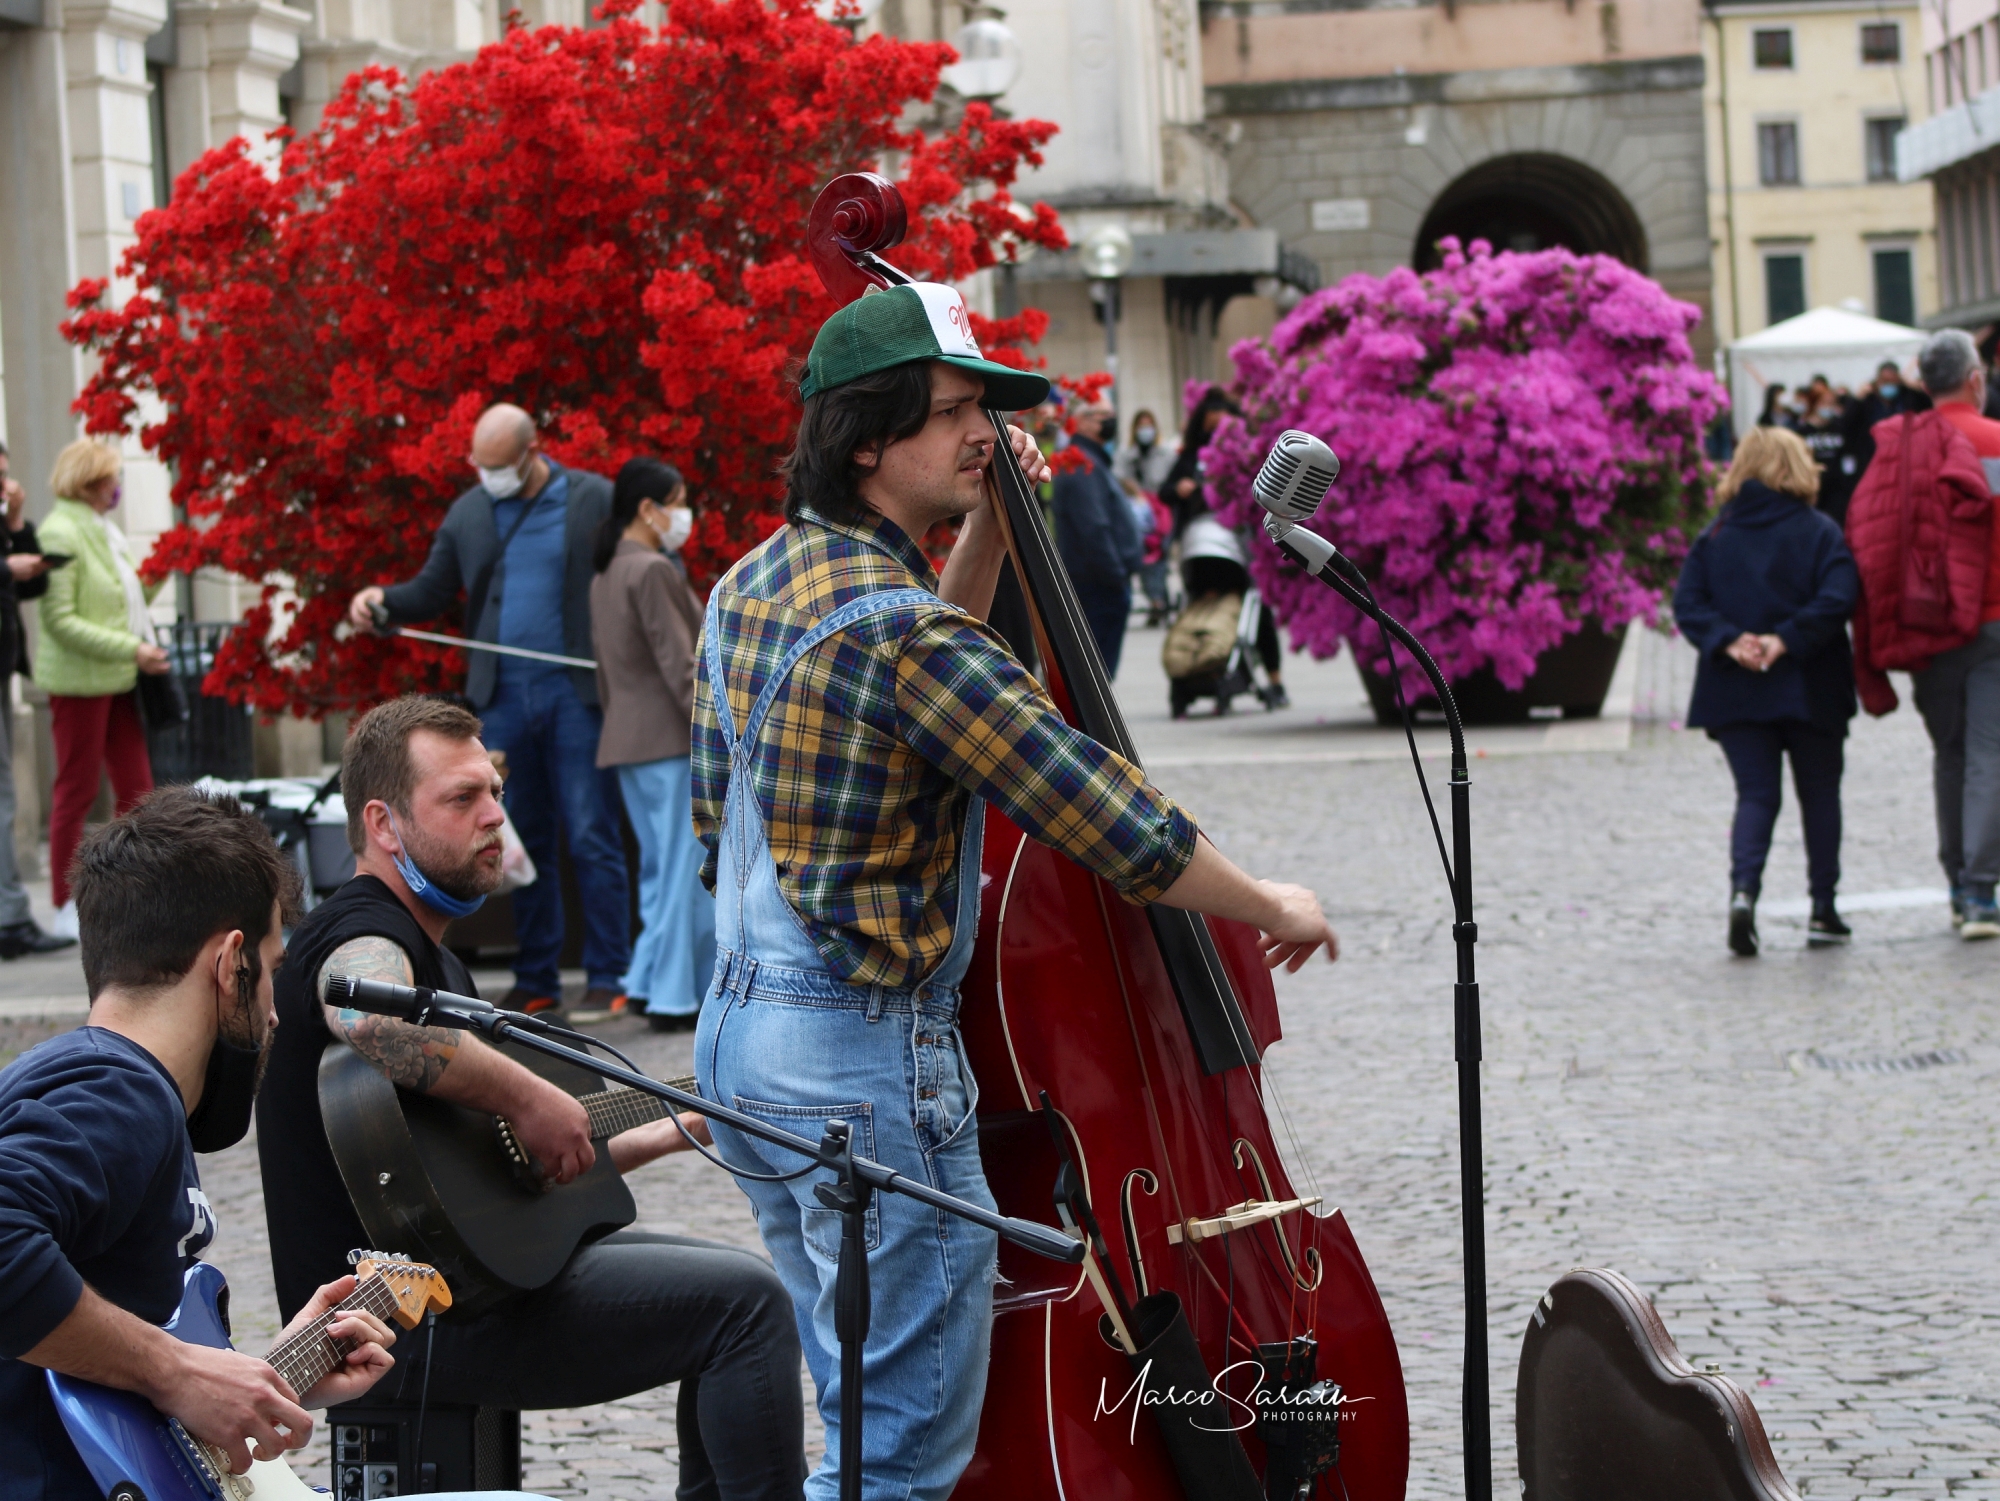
801, 282, 1051, 412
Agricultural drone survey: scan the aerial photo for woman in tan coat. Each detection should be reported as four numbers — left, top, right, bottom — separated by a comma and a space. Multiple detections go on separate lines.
590, 458, 711, 1029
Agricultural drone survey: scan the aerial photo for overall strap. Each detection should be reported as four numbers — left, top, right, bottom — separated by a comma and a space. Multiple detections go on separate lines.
730, 587, 938, 758
703, 588, 738, 751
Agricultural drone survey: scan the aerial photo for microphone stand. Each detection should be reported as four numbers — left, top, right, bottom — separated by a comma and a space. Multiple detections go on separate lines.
1263, 519, 1492, 1501
343, 986, 1084, 1501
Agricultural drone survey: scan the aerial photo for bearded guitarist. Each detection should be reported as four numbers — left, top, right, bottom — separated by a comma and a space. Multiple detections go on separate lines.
255, 695, 807, 1501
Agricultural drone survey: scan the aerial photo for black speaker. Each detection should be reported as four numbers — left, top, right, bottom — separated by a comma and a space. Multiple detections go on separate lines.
326, 1401, 520, 1498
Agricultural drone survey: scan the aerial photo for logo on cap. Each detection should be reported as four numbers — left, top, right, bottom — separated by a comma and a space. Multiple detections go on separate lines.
910, 282, 982, 358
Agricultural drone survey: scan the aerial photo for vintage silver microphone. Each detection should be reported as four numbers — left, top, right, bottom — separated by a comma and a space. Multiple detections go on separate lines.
1251, 429, 1350, 579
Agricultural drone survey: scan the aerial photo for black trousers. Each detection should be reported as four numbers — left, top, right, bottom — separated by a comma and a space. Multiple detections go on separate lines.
383, 1230, 805, 1501
1714, 721, 1844, 904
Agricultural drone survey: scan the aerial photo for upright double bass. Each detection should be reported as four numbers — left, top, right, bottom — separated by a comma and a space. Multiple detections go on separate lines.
806, 174, 1410, 1500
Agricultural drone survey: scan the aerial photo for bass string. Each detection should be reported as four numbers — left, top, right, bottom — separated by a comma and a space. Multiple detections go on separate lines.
999, 434, 1307, 1350
978, 435, 1195, 1308
1253, 1067, 1328, 1336
1219, 1071, 1309, 1357
1086, 872, 1316, 1355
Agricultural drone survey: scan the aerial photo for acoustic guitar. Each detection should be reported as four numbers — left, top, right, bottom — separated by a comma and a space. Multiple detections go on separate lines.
48, 1252, 449, 1501
319, 1036, 687, 1312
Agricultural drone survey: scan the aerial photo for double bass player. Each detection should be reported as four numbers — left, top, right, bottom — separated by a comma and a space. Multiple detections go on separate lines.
693, 281, 1341, 1498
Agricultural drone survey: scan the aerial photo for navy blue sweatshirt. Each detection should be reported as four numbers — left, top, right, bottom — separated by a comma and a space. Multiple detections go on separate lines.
0, 1028, 214, 1499
1673, 479, 1860, 736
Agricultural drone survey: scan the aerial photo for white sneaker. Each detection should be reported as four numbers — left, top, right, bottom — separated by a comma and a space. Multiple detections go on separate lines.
50, 901, 78, 941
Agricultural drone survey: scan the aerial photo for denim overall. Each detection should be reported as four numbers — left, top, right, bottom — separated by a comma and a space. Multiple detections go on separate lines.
694, 587, 1000, 1501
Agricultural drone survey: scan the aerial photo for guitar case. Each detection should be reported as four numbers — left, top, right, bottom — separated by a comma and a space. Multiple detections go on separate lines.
1517, 1268, 1801, 1501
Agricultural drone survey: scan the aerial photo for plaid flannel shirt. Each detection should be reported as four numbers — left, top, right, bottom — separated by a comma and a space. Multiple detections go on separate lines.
692, 508, 1197, 988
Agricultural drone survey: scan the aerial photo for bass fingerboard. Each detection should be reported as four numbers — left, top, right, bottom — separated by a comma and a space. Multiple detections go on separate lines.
579, 1076, 697, 1141
264, 1274, 401, 1398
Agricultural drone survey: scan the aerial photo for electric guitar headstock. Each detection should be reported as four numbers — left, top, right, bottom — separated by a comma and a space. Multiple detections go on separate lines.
348, 1249, 453, 1329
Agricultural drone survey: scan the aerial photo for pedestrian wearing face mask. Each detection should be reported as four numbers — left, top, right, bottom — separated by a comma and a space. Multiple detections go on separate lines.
590, 459, 714, 1029
1845, 360, 1931, 493
1799, 381, 1857, 525
1117, 410, 1176, 626
346, 404, 627, 1021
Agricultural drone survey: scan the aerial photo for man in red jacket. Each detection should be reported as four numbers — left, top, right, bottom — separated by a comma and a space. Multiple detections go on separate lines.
1850, 330, 2000, 937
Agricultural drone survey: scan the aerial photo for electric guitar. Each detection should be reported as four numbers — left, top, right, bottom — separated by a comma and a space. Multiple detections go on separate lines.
319, 1036, 686, 1312
48, 1251, 450, 1501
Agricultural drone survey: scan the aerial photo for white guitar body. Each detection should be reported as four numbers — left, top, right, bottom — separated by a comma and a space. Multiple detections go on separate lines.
204, 1445, 325, 1500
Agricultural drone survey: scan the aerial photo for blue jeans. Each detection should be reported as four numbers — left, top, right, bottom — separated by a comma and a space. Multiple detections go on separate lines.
478, 671, 631, 994
618, 755, 716, 1016
696, 587, 998, 1501
1714, 720, 1845, 903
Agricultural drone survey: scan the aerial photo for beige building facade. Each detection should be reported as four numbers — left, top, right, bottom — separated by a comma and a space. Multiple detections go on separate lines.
1896, 0, 2000, 329
1702, 0, 1934, 344
870, 0, 1313, 445
1199, 0, 1716, 364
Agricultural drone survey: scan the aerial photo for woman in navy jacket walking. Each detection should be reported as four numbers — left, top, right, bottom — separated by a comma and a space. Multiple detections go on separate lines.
1674, 426, 1860, 955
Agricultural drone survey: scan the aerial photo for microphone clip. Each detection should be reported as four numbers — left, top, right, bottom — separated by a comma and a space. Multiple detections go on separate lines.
1264, 515, 1369, 592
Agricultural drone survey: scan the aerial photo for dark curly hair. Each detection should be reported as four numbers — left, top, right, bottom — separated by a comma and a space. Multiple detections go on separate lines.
781, 361, 935, 527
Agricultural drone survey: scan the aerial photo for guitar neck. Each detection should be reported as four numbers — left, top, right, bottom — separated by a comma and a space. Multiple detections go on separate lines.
264, 1273, 402, 1397
581, 1084, 676, 1140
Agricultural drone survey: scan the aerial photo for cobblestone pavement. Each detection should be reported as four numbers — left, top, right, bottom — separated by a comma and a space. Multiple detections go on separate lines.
18, 628, 2000, 1497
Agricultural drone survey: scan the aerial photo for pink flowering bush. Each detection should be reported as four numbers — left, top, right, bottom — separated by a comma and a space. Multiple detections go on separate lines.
1204, 240, 1721, 693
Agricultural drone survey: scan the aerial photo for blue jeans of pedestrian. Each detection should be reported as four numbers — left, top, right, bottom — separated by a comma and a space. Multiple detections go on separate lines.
1714, 720, 1845, 904
618, 755, 716, 1017
696, 588, 999, 1501
478, 670, 631, 995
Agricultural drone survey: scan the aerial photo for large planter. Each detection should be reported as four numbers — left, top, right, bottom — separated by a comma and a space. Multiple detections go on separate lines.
1360, 622, 1627, 727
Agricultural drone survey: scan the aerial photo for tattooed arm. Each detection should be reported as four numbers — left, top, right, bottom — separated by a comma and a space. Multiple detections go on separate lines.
317, 937, 460, 1092
318, 937, 595, 1184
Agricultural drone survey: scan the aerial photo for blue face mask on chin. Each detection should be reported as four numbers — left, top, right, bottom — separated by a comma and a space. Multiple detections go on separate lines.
387, 810, 487, 920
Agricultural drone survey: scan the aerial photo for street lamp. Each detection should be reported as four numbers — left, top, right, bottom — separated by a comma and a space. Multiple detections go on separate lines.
813, 0, 886, 25
941, 19, 1023, 100
1080, 224, 1135, 421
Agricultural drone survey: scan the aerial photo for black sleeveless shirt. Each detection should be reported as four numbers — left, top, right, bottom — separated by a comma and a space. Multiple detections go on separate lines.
257, 875, 476, 1321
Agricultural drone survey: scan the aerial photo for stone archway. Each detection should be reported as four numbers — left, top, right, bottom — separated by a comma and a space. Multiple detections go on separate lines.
1413, 152, 1649, 272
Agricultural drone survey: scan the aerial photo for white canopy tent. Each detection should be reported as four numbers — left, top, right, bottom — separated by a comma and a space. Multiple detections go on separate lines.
1727, 306, 1926, 438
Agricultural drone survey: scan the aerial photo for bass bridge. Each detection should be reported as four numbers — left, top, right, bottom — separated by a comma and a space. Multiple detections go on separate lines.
1164, 1194, 1322, 1247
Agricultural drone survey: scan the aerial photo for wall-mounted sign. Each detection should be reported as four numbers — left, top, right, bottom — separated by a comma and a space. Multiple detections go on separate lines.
1311, 198, 1371, 232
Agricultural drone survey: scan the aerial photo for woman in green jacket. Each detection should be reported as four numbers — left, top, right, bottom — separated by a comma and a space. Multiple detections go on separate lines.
39, 440, 170, 938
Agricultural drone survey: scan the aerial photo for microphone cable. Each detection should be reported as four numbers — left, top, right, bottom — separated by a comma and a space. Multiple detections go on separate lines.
1350, 569, 1458, 895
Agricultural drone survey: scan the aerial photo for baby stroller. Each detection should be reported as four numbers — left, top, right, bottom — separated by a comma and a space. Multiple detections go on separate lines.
1163, 586, 1285, 718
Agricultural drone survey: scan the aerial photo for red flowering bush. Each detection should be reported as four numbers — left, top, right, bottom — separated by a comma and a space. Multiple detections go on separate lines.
62, 0, 1063, 715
